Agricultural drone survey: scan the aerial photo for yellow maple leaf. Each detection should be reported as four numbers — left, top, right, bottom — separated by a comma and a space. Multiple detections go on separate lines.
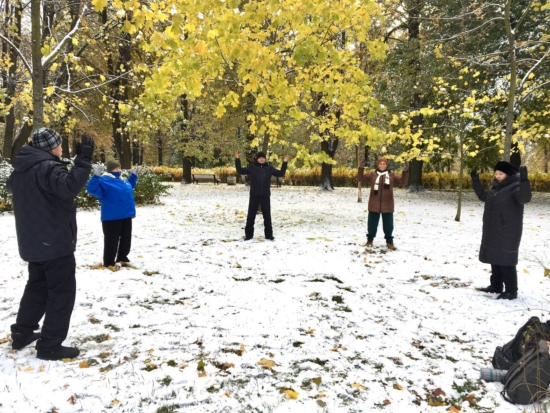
351, 382, 366, 390
283, 389, 299, 399
79, 360, 89, 368
24, 366, 33, 371
111, 399, 120, 405
523, 269, 529, 274
198, 371, 207, 377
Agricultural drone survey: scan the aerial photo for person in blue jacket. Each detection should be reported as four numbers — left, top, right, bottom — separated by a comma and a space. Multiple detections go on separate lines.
86, 159, 140, 267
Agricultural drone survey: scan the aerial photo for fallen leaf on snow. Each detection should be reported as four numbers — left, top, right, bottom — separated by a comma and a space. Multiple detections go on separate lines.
523, 269, 529, 274
258, 358, 277, 368
312, 377, 322, 386
350, 382, 366, 390
198, 371, 207, 377
111, 399, 120, 405
428, 397, 445, 407
464, 393, 476, 406
383, 399, 391, 405
393, 383, 403, 390
449, 406, 461, 412
67, 395, 76, 405
432, 387, 446, 397
78, 360, 89, 368
24, 366, 33, 371
283, 389, 299, 399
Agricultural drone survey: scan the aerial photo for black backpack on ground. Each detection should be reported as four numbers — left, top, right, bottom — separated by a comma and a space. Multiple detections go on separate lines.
501, 340, 550, 405
492, 316, 550, 370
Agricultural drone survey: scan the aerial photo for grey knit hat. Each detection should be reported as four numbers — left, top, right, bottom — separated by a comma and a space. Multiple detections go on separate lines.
31, 128, 62, 151
106, 159, 121, 171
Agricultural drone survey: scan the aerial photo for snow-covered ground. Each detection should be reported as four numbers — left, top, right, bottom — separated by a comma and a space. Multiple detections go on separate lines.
1, 183, 549, 413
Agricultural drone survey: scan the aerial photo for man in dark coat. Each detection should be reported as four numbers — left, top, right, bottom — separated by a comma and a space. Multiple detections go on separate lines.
7, 128, 94, 359
471, 161, 531, 300
235, 151, 289, 240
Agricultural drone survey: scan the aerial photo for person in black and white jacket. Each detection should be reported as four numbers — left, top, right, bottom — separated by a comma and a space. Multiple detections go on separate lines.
7, 128, 94, 360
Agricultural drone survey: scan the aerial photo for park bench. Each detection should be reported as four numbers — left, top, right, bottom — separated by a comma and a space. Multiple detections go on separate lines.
192, 173, 221, 184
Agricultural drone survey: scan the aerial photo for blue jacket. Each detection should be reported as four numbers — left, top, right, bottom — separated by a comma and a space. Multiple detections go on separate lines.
86, 172, 138, 221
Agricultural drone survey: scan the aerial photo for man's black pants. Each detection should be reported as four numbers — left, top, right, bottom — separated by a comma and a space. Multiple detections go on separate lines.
245, 196, 272, 238
491, 264, 518, 293
11, 253, 76, 351
102, 217, 132, 266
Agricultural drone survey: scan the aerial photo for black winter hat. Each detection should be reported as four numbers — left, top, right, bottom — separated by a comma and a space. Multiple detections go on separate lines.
494, 161, 518, 176
256, 152, 266, 160
31, 128, 62, 152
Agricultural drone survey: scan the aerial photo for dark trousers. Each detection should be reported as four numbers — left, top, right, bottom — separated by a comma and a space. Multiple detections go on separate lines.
491, 264, 518, 293
367, 212, 394, 243
102, 218, 132, 266
245, 196, 272, 238
11, 253, 76, 351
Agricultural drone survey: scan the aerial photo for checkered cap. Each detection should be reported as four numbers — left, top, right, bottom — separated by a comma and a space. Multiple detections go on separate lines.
31, 128, 62, 151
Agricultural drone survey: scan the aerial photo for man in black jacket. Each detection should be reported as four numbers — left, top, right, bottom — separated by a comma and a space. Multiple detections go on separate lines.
7, 128, 94, 360
235, 151, 289, 240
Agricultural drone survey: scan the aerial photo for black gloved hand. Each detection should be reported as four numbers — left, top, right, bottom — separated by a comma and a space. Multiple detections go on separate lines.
79, 134, 95, 160
470, 169, 479, 180
519, 166, 528, 182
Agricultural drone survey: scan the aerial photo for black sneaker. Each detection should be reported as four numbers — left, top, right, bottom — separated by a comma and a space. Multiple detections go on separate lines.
497, 292, 518, 300
244, 237, 253, 241
12, 332, 41, 350
266, 236, 275, 241
37, 346, 80, 360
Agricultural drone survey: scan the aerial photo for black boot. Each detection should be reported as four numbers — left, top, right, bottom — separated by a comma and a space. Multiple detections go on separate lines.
497, 292, 518, 300
37, 346, 80, 360
479, 285, 503, 294
12, 332, 41, 350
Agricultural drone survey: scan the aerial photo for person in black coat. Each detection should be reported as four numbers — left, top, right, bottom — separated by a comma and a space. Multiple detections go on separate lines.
235, 151, 289, 240
471, 161, 532, 300
7, 128, 94, 359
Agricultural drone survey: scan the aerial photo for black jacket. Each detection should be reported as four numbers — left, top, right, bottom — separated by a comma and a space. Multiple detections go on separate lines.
473, 173, 531, 266
7, 146, 92, 262
235, 159, 287, 197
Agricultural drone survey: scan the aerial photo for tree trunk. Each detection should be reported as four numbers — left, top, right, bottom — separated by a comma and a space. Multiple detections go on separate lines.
407, 159, 424, 192
244, 93, 257, 165
180, 95, 193, 184
157, 132, 163, 166
106, 10, 132, 169
320, 139, 338, 191
2, 0, 22, 161
31, 0, 44, 131
132, 140, 140, 165
406, 0, 425, 193
356, 146, 362, 202
455, 119, 465, 222
503, 0, 516, 162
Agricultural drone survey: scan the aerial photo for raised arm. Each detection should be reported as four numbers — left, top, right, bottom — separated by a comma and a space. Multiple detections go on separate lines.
43, 135, 94, 199
357, 160, 370, 183
392, 162, 410, 187
471, 170, 488, 202
271, 154, 289, 177
235, 151, 250, 175
513, 166, 532, 205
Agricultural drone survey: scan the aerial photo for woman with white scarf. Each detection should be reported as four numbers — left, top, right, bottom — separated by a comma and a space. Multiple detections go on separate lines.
357, 157, 409, 250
